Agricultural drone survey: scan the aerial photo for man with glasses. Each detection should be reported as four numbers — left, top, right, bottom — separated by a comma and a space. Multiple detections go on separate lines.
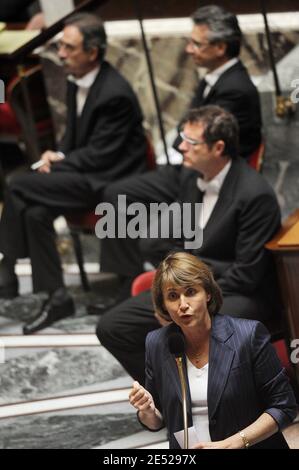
0, 13, 147, 334
174, 5, 262, 159
98, 4, 264, 302
97, 105, 281, 385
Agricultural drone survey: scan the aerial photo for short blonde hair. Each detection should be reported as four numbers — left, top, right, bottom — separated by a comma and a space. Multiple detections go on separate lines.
152, 252, 223, 321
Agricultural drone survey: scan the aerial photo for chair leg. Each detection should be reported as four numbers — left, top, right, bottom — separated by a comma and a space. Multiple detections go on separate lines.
70, 230, 90, 292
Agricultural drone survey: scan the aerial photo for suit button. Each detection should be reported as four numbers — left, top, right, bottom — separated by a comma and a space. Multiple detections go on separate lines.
210, 419, 216, 425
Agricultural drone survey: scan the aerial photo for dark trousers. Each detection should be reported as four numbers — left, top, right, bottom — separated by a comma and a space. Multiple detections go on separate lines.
0, 170, 97, 293
100, 166, 180, 277
97, 289, 268, 385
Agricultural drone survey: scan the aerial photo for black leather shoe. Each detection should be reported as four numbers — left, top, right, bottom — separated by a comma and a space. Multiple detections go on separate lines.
23, 296, 75, 335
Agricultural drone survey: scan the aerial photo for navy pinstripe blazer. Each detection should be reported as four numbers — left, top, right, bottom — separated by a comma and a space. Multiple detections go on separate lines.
144, 315, 297, 449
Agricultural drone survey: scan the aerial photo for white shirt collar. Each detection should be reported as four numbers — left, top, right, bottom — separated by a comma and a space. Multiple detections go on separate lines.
196, 160, 232, 194
204, 58, 239, 89
67, 65, 100, 89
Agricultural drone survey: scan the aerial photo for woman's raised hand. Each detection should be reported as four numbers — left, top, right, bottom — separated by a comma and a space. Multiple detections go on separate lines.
129, 381, 156, 415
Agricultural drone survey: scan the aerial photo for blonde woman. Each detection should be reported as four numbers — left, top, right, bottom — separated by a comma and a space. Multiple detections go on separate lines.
129, 252, 297, 449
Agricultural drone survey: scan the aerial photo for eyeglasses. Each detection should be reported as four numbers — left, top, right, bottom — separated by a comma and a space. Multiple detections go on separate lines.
187, 38, 211, 49
57, 39, 80, 53
180, 131, 206, 146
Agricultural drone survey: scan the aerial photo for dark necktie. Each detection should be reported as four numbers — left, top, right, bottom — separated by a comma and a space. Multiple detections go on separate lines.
67, 82, 78, 150
191, 78, 207, 108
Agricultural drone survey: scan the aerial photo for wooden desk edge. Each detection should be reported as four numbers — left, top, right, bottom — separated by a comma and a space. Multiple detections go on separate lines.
265, 208, 299, 251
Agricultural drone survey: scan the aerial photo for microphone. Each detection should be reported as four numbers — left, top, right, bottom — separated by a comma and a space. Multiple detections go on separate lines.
168, 333, 189, 449
168, 332, 185, 357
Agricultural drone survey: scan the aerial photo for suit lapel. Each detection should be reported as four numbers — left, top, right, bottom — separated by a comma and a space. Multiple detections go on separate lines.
164, 326, 192, 417
164, 317, 236, 423
203, 61, 244, 103
64, 81, 78, 151
191, 78, 208, 107
178, 170, 205, 245
165, 354, 184, 402
165, 355, 193, 419
208, 316, 235, 419
203, 159, 240, 241
76, 63, 109, 146
179, 169, 204, 203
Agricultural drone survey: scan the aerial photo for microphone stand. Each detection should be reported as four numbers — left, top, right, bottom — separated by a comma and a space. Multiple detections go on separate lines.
174, 356, 189, 449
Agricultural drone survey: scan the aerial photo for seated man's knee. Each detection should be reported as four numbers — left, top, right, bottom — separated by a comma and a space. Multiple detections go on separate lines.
5, 172, 28, 193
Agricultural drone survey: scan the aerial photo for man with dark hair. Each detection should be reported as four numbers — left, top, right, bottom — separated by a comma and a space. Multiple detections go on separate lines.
176, 4, 262, 159
97, 105, 281, 385
98, 4, 263, 294
63, 13, 107, 64
191, 5, 242, 58
0, 13, 147, 334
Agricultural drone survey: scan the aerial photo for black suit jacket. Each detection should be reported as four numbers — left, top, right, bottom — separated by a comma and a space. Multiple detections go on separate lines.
176, 61, 262, 158
178, 158, 280, 297
55, 61, 147, 193
148, 158, 281, 310
145, 316, 297, 449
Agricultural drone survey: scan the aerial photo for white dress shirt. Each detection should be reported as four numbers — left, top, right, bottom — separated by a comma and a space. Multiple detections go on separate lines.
67, 65, 100, 116
187, 357, 211, 443
197, 160, 232, 229
203, 58, 239, 98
